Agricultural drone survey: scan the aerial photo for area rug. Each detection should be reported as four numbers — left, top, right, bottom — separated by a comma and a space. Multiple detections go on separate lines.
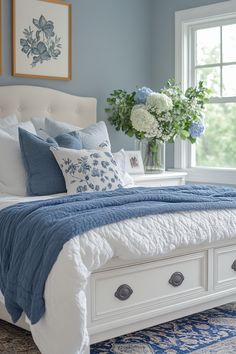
0, 303, 236, 353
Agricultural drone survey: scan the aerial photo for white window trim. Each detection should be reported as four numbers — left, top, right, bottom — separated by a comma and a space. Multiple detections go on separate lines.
175, 0, 236, 184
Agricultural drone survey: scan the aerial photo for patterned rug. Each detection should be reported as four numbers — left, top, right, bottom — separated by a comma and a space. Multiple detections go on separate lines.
0, 303, 236, 353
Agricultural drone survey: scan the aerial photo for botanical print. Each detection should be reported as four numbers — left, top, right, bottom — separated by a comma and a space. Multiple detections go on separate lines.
20, 15, 62, 67
54, 149, 123, 194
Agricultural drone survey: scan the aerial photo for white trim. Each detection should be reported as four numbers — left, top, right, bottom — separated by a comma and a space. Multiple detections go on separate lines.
174, 1, 236, 183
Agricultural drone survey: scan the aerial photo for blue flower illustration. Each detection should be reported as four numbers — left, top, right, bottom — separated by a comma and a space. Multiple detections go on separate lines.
20, 15, 62, 67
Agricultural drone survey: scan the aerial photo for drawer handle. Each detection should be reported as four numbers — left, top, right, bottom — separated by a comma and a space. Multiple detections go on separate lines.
169, 272, 184, 287
115, 284, 133, 301
232, 260, 236, 271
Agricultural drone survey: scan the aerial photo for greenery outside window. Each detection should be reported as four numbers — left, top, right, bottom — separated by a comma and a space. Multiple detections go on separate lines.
175, 2, 236, 184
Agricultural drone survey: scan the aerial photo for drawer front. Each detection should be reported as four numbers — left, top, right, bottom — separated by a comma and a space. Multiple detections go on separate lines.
90, 252, 207, 321
214, 245, 236, 289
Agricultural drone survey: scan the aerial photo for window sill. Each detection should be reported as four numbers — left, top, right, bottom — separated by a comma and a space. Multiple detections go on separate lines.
170, 167, 236, 186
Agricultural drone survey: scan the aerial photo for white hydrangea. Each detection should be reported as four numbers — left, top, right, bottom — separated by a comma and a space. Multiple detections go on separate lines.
146, 93, 173, 114
131, 106, 157, 134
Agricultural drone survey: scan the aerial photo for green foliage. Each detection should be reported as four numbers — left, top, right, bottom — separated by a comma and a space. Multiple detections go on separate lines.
105, 89, 144, 140
105, 81, 210, 144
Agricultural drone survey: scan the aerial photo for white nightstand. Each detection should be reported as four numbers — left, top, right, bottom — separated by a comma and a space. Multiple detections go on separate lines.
132, 171, 187, 187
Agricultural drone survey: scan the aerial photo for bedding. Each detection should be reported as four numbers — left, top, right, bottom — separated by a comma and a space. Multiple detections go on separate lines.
1, 186, 236, 354
51, 147, 124, 194
0, 114, 18, 129
0, 187, 236, 354
0, 129, 27, 196
45, 119, 111, 150
1, 185, 236, 324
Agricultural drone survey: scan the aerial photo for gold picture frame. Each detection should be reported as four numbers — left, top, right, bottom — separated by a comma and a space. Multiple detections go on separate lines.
12, 0, 72, 80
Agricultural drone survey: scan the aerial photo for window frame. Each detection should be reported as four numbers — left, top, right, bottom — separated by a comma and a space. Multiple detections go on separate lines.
175, 1, 236, 184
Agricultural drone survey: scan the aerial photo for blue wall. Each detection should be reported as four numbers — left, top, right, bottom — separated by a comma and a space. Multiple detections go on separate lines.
0, 0, 152, 152
151, 0, 229, 168
0, 0, 229, 158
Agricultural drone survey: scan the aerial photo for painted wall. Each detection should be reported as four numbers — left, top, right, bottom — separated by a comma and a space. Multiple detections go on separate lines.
151, 0, 229, 168
0, 0, 152, 151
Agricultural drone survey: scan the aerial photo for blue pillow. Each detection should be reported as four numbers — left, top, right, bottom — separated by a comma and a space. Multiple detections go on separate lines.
47, 131, 82, 150
45, 119, 111, 150
19, 128, 66, 196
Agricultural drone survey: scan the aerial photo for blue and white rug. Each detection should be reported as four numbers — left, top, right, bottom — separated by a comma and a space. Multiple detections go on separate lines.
0, 303, 236, 353
90, 303, 236, 353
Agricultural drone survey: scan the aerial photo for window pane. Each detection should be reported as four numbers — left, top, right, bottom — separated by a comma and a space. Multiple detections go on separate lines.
196, 67, 220, 96
222, 24, 236, 63
196, 103, 236, 168
196, 27, 220, 65
222, 65, 236, 97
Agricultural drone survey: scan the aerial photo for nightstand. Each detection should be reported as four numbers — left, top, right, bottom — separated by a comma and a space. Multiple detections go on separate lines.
132, 171, 187, 187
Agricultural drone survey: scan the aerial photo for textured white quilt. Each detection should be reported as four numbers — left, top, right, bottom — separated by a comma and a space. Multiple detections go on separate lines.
1, 193, 236, 354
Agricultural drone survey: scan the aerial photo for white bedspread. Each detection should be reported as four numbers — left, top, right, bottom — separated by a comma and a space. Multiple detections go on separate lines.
1, 193, 236, 354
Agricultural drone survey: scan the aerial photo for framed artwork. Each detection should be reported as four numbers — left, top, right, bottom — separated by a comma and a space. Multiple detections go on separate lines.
125, 151, 144, 175
12, 0, 72, 80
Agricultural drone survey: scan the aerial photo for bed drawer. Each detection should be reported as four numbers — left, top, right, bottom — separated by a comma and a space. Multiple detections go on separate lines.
214, 245, 236, 290
90, 252, 207, 322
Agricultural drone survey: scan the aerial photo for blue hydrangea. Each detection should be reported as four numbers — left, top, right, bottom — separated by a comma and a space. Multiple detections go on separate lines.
189, 120, 205, 138
135, 87, 153, 104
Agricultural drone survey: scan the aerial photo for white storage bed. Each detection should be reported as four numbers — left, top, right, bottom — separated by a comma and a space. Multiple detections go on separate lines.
0, 85, 236, 354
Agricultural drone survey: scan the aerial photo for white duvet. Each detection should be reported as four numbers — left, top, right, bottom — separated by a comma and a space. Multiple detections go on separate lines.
1, 193, 236, 354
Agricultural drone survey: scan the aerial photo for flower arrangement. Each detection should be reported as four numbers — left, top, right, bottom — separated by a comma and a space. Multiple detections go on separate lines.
106, 80, 210, 171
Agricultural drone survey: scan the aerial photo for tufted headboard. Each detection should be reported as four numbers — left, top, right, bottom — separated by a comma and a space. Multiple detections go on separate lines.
0, 85, 97, 127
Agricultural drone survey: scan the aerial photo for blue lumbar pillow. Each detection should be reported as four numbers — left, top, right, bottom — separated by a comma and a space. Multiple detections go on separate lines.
45, 118, 111, 150
47, 131, 82, 150
19, 128, 66, 196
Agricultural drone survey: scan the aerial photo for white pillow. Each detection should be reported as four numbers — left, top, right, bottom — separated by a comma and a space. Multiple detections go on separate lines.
113, 149, 134, 186
0, 129, 27, 196
51, 147, 123, 194
0, 114, 18, 130
2, 121, 36, 140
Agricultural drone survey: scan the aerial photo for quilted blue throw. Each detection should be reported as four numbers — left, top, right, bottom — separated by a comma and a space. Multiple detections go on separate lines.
1, 184, 236, 325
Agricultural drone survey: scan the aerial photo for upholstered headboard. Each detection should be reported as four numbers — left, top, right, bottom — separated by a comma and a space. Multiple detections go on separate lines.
0, 85, 97, 127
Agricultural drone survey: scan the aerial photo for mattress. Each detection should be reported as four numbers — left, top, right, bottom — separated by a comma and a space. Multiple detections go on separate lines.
1, 192, 236, 354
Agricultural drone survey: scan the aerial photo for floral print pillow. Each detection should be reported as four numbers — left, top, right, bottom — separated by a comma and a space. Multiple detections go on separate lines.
51, 147, 124, 194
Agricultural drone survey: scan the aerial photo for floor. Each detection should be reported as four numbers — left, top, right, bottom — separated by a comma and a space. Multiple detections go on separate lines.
0, 303, 236, 353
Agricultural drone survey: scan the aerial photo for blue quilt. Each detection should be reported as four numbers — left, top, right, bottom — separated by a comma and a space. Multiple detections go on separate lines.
1, 184, 236, 325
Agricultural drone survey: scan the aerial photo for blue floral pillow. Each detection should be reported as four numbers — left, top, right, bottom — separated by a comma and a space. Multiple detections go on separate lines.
51, 147, 124, 194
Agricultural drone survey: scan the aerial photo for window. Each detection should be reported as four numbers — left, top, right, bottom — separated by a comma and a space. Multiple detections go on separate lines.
175, 2, 236, 184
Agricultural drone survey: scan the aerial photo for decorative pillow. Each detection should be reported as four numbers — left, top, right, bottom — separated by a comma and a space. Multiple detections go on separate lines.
113, 149, 134, 186
46, 119, 111, 150
0, 114, 18, 130
3, 121, 36, 140
47, 131, 82, 150
19, 128, 66, 196
0, 129, 27, 196
51, 147, 123, 194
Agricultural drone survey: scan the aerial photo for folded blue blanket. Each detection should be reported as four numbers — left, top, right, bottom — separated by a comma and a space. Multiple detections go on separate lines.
1, 184, 236, 325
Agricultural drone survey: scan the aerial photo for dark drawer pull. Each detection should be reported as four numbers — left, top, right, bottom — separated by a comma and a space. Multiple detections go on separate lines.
232, 260, 236, 271
169, 272, 184, 287
115, 284, 133, 301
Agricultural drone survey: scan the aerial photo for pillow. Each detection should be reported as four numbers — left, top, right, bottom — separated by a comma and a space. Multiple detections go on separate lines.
113, 149, 134, 186
31, 117, 46, 134
3, 121, 37, 140
51, 147, 123, 194
19, 128, 66, 196
0, 129, 27, 196
47, 131, 82, 150
0, 114, 18, 130
45, 118, 81, 138
46, 118, 111, 150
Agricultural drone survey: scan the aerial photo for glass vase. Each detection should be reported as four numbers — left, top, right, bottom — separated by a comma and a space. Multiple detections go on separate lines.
138, 139, 166, 173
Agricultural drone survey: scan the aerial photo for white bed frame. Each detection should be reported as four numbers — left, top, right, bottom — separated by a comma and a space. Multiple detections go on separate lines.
0, 85, 236, 348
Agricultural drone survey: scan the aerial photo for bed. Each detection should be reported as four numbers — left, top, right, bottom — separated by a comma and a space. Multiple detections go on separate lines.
0, 85, 236, 354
